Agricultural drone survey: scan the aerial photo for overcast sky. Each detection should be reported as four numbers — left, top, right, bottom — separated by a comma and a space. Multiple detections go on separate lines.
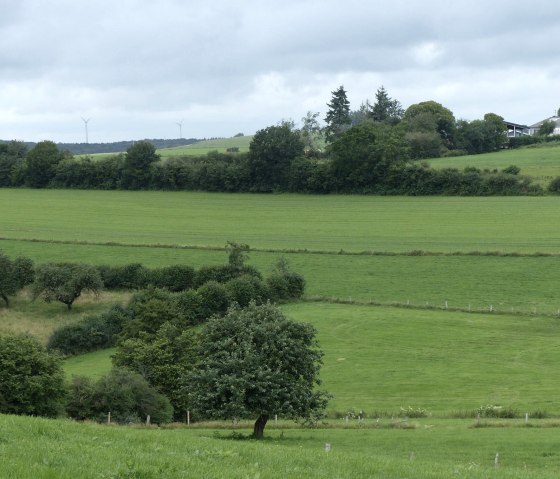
1, 0, 559, 143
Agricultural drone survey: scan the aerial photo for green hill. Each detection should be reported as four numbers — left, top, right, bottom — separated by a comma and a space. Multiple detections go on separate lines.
427, 142, 560, 185
157, 135, 252, 158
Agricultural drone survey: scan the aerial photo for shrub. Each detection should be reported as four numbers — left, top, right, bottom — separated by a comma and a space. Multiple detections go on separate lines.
548, 176, 560, 193
197, 281, 230, 319
194, 264, 261, 287
120, 289, 179, 341
47, 305, 132, 355
476, 404, 518, 419
97, 263, 150, 290
225, 275, 268, 307
175, 289, 204, 326
148, 264, 195, 292
67, 368, 173, 424
0, 334, 66, 417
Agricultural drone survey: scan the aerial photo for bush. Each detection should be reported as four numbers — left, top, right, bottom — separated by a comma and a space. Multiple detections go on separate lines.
97, 263, 150, 290
548, 176, 560, 193
67, 368, 173, 424
197, 281, 230, 319
148, 264, 195, 292
47, 305, 132, 355
0, 334, 66, 417
194, 264, 261, 287
226, 275, 268, 307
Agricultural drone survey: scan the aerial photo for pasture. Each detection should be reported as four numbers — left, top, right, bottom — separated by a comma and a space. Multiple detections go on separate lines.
157, 135, 252, 158
3, 187, 560, 477
2, 414, 560, 478
428, 143, 560, 185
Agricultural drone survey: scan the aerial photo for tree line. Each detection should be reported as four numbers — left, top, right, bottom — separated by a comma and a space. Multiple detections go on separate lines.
1, 86, 558, 195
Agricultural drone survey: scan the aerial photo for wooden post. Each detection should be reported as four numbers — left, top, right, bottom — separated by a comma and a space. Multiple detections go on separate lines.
525, 413, 529, 423
146, 415, 151, 426
107, 412, 111, 425
187, 410, 190, 426
495, 452, 500, 467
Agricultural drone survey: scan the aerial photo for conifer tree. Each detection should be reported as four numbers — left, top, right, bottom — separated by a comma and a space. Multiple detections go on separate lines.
324, 85, 351, 143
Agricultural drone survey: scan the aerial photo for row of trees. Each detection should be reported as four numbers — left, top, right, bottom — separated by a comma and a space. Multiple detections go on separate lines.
1, 87, 557, 195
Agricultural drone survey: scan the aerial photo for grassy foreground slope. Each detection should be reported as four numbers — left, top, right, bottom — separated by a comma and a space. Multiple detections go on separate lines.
3, 414, 560, 479
2, 189, 560, 253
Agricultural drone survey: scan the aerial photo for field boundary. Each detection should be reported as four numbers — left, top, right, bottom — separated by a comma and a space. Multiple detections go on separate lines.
2, 236, 559, 258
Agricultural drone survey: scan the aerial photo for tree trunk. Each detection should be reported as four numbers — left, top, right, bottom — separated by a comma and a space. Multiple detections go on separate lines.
0, 292, 9, 308
66, 301, 72, 311
253, 414, 269, 439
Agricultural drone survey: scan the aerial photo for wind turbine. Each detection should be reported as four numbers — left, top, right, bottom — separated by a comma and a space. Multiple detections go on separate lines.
81, 117, 91, 144
176, 120, 183, 139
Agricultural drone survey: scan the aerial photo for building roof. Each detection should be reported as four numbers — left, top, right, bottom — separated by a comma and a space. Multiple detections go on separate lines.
529, 116, 560, 129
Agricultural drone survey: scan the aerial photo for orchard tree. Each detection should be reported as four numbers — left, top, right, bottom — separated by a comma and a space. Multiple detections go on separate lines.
248, 122, 304, 191
122, 140, 160, 189
33, 263, 103, 310
538, 119, 556, 136
188, 302, 329, 438
324, 85, 351, 143
0, 251, 34, 307
0, 334, 66, 417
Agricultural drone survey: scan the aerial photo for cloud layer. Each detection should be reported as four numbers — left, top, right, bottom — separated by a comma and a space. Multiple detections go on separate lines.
1, 0, 559, 142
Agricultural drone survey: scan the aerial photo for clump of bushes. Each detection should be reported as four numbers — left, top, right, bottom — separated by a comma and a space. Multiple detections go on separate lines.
66, 368, 173, 424
0, 334, 66, 417
47, 305, 132, 355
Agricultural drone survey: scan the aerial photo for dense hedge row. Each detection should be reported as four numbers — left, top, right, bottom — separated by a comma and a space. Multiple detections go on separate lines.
1, 141, 545, 195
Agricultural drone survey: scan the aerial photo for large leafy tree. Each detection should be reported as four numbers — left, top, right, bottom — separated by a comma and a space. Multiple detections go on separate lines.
404, 100, 457, 149
0, 334, 66, 417
188, 302, 329, 438
248, 122, 304, 191
33, 263, 103, 310
0, 251, 34, 307
324, 85, 351, 143
122, 140, 160, 189
25, 140, 67, 188
330, 122, 408, 190
0, 140, 27, 186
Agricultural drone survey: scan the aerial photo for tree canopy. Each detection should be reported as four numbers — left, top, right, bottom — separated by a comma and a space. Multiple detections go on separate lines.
187, 302, 329, 438
33, 262, 103, 310
122, 140, 160, 189
248, 123, 304, 191
324, 85, 351, 143
0, 251, 34, 307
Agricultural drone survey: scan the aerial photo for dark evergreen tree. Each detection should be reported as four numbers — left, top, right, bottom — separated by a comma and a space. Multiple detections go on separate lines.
324, 85, 351, 143
369, 86, 404, 124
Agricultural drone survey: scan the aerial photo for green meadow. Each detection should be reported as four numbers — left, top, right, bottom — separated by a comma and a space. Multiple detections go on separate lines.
4, 188, 560, 477
2, 189, 560, 253
157, 135, 252, 158
2, 414, 560, 478
428, 143, 560, 185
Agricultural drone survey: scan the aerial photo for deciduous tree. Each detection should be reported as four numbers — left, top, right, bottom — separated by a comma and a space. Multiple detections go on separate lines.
188, 302, 329, 438
0, 251, 34, 307
33, 263, 103, 310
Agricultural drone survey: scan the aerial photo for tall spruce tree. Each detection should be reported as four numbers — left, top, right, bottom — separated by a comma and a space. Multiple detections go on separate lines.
369, 86, 404, 124
324, 85, 351, 143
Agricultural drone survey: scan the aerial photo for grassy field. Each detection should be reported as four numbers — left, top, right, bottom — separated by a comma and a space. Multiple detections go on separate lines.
4, 187, 560, 477
2, 414, 560, 478
428, 143, 560, 185
3, 189, 560, 253
157, 135, 252, 158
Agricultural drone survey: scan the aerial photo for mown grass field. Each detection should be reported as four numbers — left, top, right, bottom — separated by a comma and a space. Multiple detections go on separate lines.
428, 143, 560, 185
2, 189, 560, 253
3, 187, 560, 477
157, 135, 252, 158
2, 414, 560, 478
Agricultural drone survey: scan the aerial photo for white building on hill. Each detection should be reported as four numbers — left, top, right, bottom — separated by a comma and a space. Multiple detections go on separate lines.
529, 116, 560, 135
